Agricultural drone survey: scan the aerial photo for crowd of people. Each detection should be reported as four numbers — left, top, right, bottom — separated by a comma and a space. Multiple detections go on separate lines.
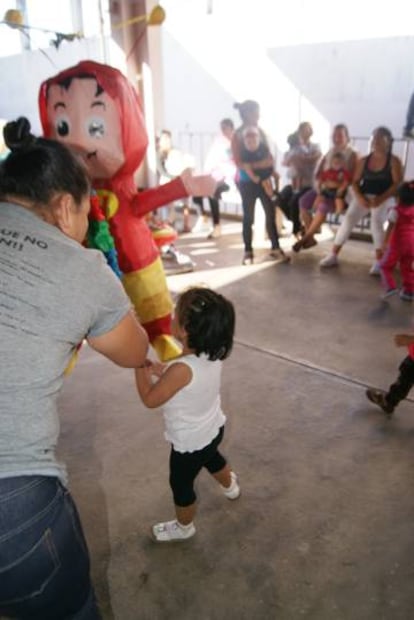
159, 100, 413, 304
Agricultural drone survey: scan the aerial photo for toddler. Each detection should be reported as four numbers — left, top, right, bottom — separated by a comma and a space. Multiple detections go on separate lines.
239, 126, 279, 200
366, 332, 414, 416
135, 287, 239, 542
314, 151, 351, 215
379, 180, 414, 301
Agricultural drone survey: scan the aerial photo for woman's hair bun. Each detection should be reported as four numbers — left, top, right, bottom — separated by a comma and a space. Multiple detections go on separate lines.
3, 117, 36, 151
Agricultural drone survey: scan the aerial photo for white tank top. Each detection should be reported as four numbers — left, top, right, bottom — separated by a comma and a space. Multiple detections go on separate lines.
162, 354, 226, 453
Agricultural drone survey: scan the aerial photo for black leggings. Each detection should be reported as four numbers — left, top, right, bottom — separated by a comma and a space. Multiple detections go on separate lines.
192, 182, 229, 226
238, 181, 279, 252
277, 185, 312, 235
386, 355, 414, 407
169, 427, 226, 506
192, 196, 220, 225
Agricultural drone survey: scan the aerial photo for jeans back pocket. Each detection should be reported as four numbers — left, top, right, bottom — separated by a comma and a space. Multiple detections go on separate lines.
0, 528, 60, 607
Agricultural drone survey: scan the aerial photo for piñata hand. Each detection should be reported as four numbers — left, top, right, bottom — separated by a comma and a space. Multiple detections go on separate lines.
180, 169, 217, 198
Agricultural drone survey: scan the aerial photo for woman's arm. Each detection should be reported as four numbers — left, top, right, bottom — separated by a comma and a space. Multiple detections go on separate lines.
249, 154, 275, 170
135, 361, 192, 408
315, 155, 327, 180
347, 151, 358, 178
231, 132, 243, 168
88, 310, 149, 368
383, 220, 395, 248
351, 157, 370, 207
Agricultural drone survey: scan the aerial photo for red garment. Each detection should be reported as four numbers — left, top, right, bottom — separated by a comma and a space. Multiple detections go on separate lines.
319, 168, 351, 185
38, 61, 194, 359
380, 204, 414, 294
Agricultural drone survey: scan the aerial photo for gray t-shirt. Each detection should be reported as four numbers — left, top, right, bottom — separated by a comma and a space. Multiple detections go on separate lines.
0, 202, 131, 484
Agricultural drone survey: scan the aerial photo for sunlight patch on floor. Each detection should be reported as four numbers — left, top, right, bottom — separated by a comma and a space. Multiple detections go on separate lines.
166, 261, 281, 293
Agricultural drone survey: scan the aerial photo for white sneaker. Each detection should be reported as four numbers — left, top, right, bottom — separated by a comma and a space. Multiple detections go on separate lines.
369, 262, 381, 276
207, 225, 221, 239
220, 471, 240, 500
319, 253, 339, 268
381, 288, 398, 300
152, 519, 196, 542
192, 216, 210, 234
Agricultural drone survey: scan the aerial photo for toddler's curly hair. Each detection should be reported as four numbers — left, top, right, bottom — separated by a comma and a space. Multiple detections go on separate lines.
176, 287, 235, 361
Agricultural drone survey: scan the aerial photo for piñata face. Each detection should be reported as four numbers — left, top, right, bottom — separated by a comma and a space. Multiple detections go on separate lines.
46, 77, 125, 179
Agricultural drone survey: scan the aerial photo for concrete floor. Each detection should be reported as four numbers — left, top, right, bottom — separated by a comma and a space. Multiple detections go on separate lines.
58, 220, 414, 620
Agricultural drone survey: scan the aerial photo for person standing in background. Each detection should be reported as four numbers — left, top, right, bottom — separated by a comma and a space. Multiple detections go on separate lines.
232, 99, 288, 265
192, 118, 236, 239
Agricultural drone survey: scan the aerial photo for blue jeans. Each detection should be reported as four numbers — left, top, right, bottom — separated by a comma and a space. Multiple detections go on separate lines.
0, 476, 101, 619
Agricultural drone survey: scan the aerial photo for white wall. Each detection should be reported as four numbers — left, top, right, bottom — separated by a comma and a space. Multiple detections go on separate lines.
267, 37, 414, 139
0, 36, 126, 134
160, 0, 414, 177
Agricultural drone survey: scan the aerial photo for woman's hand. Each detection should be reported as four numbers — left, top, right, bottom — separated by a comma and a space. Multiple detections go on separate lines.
356, 194, 370, 208
368, 195, 382, 208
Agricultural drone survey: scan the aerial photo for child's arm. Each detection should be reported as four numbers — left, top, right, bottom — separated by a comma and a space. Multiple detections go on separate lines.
382, 207, 397, 249
395, 334, 414, 347
272, 170, 280, 192
383, 220, 395, 249
135, 361, 192, 408
336, 176, 349, 196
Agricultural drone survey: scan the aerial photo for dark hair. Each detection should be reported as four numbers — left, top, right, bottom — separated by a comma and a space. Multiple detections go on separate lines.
372, 126, 393, 152
287, 131, 299, 147
398, 180, 414, 206
220, 118, 234, 131
333, 123, 350, 142
176, 287, 235, 361
298, 121, 312, 134
234, 100, 259, 123
0, 117, 90, 206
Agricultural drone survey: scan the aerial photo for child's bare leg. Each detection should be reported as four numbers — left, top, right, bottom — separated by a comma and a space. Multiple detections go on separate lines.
293, 211, 326, 252
302, 211, 326, 241
300, 208, 313, 231
211, 463, 241, 499
335, 197, 345, 214
262, 179, 274, 198
211, 463, 232, 488
175, 503, 196, 526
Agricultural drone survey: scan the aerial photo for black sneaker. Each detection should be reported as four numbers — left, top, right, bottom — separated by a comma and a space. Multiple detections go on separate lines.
366, 388, 394, 416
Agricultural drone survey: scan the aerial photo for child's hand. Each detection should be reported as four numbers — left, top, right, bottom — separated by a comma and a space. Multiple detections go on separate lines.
394, 334, 414, 347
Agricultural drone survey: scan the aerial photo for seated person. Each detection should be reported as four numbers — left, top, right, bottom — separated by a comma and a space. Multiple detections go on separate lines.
293, 151, 351, 252
279, 121, 321, 237
239, 126, 279, 200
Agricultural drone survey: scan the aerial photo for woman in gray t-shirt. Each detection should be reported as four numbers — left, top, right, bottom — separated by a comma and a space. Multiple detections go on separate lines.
0, 118, 148, 619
